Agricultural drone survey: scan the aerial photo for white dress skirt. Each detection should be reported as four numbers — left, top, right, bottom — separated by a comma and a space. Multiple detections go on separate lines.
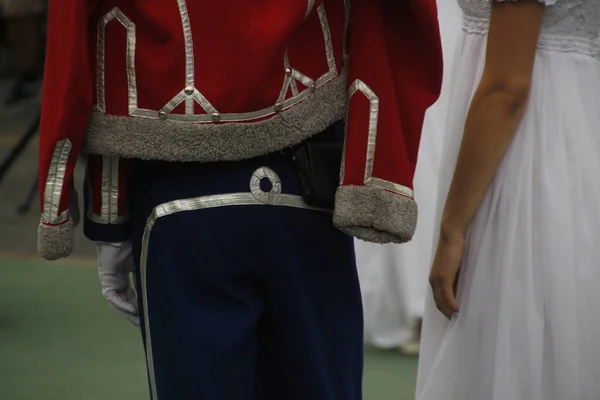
416, 6, 600, 400
355, 0, 462, 348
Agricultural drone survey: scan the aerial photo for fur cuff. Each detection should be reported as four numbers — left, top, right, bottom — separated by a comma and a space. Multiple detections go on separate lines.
38, 191, 80, 261
37, 219, 75, 261
333, 185, 418, 244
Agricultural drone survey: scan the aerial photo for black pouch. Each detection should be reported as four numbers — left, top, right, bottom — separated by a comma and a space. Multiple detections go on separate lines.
289, 141, 343, 210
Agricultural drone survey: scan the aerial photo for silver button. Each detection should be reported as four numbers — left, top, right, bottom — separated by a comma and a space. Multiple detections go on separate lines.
309, 83, 317, 93
158, 111, 168, 121
285, 67, 293, 77
211, 112, 221, 123
184, 85, 195, 95
274, 103, 283, 112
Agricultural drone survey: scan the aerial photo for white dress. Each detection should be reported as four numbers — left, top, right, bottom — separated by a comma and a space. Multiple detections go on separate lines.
416, 1, 600, 399
355, 0, 462, 348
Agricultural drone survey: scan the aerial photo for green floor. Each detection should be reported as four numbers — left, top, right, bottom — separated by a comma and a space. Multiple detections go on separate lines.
0, 260, 417, 399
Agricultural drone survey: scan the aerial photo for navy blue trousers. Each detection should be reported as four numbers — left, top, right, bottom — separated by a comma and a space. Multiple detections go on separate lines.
121, 150, 363, 400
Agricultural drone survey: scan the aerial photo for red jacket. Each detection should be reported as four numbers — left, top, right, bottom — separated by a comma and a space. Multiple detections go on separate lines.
38, 0, 442, 260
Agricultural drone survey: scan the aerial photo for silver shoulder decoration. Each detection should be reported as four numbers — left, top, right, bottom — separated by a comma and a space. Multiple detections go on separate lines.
95, 1, 345, 124
97, 7, 137, 115
341, 79, 414, 199
306, 0, 316, 18
159, 0, 219, 119
278, 3, 338, 108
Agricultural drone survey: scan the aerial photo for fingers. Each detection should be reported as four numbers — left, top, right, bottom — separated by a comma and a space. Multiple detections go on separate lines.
109, 300, 140, 327
104, 289, 140, 327
112, 303, 140, 327
105, 290, 137, 314
124, 313, 141, 327
430, 273, 460, 319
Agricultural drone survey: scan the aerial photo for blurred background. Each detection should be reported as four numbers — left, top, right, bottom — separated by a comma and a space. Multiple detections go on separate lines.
0, 3, 421, 400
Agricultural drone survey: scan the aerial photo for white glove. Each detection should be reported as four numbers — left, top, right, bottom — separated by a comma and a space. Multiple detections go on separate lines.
97, 240, 140, 326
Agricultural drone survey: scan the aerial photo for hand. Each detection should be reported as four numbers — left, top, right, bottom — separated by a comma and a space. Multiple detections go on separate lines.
97, 240, 140, 326
429, 229, 466, 319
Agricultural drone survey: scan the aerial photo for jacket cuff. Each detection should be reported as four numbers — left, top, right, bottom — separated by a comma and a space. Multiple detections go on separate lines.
333, 185, 418, 244
38, 218, 75, 261
83, 170, 132, 243
37, 190, 80, 261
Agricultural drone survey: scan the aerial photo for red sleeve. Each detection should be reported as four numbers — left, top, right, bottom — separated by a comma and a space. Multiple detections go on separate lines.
333, 0, 443, 244
38, 0, 97, 260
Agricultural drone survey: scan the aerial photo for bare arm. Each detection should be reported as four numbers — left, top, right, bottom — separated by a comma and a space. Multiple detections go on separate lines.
440, 1, 545, 238
428, 1, 548, 318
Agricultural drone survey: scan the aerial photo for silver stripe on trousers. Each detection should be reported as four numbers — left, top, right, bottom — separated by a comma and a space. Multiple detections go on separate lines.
139, 167, 330, 399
